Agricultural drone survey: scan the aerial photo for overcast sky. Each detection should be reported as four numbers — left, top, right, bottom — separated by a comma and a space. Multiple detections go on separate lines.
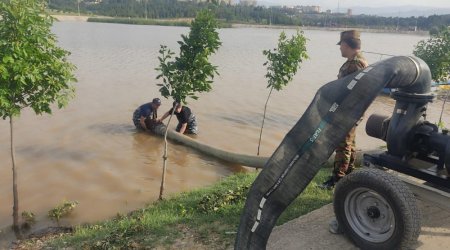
273, 0, 450, 9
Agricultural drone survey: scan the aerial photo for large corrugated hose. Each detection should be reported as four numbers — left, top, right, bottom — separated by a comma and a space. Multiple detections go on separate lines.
234, 56, 432, 249
152, 123, 268, 168
151, 122, 378, 168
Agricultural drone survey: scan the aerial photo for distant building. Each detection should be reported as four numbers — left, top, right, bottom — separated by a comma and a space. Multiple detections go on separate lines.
178, 0, 236, 4
347, 9, 352, 16
240, 0, 256, 6
221, 0, 236, 5
178, 0, 207, 2
271, 5, 283, 9
294, 5, 321, 14
84, 0, 102, 4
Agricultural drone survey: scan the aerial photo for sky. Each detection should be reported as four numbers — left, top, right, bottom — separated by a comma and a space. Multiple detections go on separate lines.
271, 0, 450, 9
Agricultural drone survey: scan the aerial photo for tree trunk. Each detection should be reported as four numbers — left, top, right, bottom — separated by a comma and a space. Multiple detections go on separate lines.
257, 87, 274, 156
438, 89, 450, 127
10, 116, 19, 232
159, 108, 176, 200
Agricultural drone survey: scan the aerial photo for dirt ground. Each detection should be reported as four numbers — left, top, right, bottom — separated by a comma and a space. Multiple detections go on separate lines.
267, 199, 450, 250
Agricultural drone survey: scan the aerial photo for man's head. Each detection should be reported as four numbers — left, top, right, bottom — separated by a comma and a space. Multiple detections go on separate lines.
173, 101, 182, 113
337, 30, 361, 58
151, 98, 161, 109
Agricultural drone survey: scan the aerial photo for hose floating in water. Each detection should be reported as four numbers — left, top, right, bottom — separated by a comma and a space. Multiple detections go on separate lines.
152, 124, 268, 168
151, 122, 378, 168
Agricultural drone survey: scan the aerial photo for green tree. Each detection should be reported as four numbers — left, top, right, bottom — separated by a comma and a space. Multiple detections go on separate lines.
414, 26, 450, 83
414, 26, 450, 129
156, 9, 221, 200
257, 31, 308, 155
0, 0, 76, 232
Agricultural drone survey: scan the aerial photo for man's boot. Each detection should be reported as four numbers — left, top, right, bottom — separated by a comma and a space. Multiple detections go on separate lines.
320, 176, 338, 190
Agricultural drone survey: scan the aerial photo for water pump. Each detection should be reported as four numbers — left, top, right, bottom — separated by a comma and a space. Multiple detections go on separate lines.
365, 90, 450, 189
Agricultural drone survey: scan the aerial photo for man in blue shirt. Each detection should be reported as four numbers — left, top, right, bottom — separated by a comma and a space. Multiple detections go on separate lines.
132, 98, 161, 131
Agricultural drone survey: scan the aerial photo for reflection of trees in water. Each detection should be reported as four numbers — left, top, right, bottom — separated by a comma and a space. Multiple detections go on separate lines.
132, 132, 164, 165
210, 111, 298, 130
132, 131, 209, 194
132, 130, 245, 177
18, 145, 94, 162
88, 123, 135, 135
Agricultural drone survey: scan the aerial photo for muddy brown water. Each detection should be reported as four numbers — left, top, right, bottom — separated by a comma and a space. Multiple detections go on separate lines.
1, 22, 450, 245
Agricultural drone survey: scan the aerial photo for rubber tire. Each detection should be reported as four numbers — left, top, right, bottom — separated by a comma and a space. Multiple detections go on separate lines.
334, 168, 421, 250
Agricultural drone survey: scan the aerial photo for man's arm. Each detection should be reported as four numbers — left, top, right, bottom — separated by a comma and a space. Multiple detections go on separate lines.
159, 111, 170, 123
178, 123, 188, 134
139, 116, 148, 130
346, 61, 366, 75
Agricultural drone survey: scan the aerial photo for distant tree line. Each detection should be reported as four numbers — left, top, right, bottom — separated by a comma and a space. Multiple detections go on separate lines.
300, 13, 450, 32
48, 0, 450, 31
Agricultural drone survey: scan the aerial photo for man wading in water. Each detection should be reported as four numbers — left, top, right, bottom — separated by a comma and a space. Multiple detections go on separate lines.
160, 101, 198, 134
132, 98, 162, 131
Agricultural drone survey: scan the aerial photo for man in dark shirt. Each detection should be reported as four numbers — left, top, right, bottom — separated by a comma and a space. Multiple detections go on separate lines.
132, 98, 161, 131
160, 102, 198, 134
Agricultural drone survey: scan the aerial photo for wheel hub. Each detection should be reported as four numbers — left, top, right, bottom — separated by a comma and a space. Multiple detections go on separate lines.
367, 206, 381, 219
344, 188, 396, 243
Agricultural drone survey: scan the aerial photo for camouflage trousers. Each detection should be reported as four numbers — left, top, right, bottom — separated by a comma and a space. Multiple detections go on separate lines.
176, 114, 198, 135
132, 109, 143, 130
132, 109, 160, 131
333, 126, 357, 180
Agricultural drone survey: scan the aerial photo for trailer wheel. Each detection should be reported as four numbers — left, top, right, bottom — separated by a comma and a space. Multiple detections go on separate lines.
334, 168, 421, 250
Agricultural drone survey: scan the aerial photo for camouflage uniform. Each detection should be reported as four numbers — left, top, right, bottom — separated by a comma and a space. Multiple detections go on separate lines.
333, 52, 368, 180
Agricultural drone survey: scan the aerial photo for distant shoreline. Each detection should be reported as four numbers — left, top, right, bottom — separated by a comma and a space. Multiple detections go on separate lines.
52, 14, 90, 22
231, 23, 429, 36
51, 14, 430, 36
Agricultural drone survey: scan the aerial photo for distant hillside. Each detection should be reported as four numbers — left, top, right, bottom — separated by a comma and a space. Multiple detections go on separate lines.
351, 6, 450, 17
259, 2, 450, 17
48, 0, 450, 31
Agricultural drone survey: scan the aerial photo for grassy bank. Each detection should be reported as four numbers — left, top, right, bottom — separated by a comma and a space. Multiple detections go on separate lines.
87, 17, 232, 28
17, 168, 332, 249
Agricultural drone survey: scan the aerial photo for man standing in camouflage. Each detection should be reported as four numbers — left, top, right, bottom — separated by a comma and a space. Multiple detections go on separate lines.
321, 30, 368, 190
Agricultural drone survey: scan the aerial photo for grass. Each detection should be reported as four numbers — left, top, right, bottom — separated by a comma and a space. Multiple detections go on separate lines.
30, 167, 332, 249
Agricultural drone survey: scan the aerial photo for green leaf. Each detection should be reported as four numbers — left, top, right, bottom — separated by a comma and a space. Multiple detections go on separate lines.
413, 27, 450, 82
263, 30, 308, 91
2, 56, 14, 64
0, 0, 76, 118
155, 9, 221, 104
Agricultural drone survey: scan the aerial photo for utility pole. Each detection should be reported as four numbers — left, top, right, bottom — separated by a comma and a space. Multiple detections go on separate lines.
145, 0, 148, 19
396, 15, 399, 31
269, 7, 272, 26
77, 0, 80, 16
